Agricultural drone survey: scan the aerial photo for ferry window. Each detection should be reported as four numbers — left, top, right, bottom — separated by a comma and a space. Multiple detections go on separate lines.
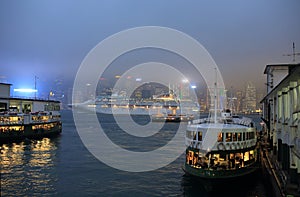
219, 152, 226, 160
217, 132, 223, 142
44, 104, 60, 111
186, 131, 189, 138
186, 131, 197, 140
44, 105, 48, 111
198, 132, 202, 141
32, 116, 38, 121
186, 131, 192, 139
237, 133, 242, 141
249, 150, 254, 160
244, 152, 249, 161
243, 132, 246, 140
187, 151, 194, 165
247, 132, 250, 140
193, 131, 196, 140
250, 132, 255, 139
226, 133, 232, 142
213, 154, 220, 162
55, 105, 60, 111
232, 133, 237, 141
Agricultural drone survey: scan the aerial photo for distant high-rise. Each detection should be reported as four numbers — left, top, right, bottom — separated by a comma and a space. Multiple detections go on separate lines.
244, 82, 256, 113
235, 90, 244, 113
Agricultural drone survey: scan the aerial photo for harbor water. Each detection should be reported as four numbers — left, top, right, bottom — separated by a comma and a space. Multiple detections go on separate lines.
1, 110, 271, 196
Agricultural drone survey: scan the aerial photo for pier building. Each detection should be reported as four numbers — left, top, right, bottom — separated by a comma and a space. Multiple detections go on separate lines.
0, 83, 62, 143
261, 63, 300, 196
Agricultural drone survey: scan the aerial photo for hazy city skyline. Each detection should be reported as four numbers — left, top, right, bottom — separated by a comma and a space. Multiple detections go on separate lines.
1, 1, 300, 97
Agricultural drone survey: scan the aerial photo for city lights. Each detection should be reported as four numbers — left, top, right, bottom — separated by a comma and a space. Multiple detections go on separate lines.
13, 88, 37, 93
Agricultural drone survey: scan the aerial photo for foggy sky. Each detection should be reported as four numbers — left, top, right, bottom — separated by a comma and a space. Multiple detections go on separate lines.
1, 0, 300, 95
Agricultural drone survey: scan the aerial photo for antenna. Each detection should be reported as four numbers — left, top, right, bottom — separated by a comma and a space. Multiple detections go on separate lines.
214, 68, 217, 123
283, 42, 300, 62
34, 75, 38, 99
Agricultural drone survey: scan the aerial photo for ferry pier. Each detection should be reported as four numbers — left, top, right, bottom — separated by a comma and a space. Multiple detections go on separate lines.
261, 63, 300, 196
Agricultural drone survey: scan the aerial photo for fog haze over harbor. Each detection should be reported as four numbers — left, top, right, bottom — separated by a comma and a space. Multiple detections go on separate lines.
1, 0, 300, 99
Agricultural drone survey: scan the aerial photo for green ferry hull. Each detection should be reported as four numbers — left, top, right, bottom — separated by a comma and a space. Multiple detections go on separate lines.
182, 161, 260, 179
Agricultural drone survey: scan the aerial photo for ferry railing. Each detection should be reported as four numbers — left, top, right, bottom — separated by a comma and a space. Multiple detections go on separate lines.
9, 95, 57, 101
185, 137, 257, 150
185, 139, 202, 149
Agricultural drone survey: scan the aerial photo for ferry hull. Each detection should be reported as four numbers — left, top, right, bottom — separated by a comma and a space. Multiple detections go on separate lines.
182, 161, 260, 180
0, 123, 62, 143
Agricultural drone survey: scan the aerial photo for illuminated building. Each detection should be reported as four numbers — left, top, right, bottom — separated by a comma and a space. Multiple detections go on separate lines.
243, 82, 257, 113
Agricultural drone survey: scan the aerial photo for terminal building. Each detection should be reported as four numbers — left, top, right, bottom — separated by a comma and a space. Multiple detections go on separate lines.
261, 63, 300, 195
0, 83, 60, 113
0, 82, 62, 143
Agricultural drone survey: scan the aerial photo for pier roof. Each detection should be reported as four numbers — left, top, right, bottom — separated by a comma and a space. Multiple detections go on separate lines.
0, 97, 60, 103
264, 63, 299, 74
0, 83, 12, 86
263, 64, 290, 74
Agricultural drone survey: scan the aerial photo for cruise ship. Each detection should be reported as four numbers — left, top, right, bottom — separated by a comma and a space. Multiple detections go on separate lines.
72, 93, 201, 121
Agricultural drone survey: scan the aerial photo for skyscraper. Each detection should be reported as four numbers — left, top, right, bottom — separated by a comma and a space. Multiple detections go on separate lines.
244, 81, 257, 113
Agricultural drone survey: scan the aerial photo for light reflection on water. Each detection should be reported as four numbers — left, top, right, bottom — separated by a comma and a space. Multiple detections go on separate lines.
0, 110, 269, 196
0, 138, 58, 196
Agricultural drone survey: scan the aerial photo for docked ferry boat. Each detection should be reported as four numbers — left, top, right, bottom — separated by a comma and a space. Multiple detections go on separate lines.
182, 110, 260, 179
0, 109, 62, 143
0, 83, 62, 143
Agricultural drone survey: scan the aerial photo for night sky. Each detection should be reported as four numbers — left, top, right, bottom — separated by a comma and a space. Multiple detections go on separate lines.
1, 0, 299, 97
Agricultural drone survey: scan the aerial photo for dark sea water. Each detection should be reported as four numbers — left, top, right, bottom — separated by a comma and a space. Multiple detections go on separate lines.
1, 110, 271, 197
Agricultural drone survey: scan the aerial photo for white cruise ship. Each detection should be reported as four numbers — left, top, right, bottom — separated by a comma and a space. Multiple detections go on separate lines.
71, 93, 200, 121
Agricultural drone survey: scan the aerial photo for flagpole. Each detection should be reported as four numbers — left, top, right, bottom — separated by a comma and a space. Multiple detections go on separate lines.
34, 76, 38, 99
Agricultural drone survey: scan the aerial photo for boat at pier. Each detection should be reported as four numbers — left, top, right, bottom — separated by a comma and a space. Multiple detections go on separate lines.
0, 109, 62, 143
183, 109, 260, 179
182, 75, 260, 179
0, 83, 62, 143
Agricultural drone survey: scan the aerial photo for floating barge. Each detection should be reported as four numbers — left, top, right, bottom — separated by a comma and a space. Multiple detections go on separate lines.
0, 83, 62, 143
